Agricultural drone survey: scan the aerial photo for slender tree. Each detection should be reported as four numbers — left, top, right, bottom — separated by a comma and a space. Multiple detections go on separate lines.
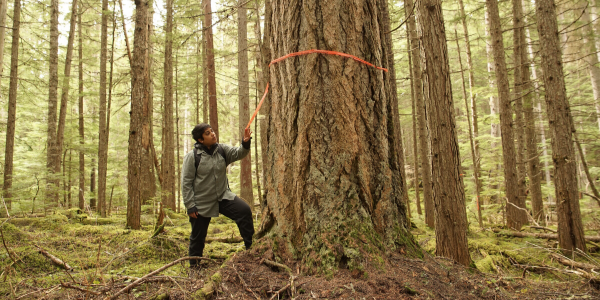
486, 0, 527, 229
203, 0, 219, 138
0, 0, 8, 89
484, 11, 500, 143
97, 0, 109, 217
140, 6, 156, 205
535, 0, 586, 252
517, 0, 544, 225
78, 0, 85, 210
581, 3, 600, 132
408, 36, 422, 216
238, 0, 254, 208
162, 0, 176, 210
2, 0, 20, 212
56, 0, 79, 212
46, 0, 60, 206
406, 0, 434, 227
455, 29, 483, 228
458, 0, 483, 215
418, 0, 471, 265
128, 0, 150, 229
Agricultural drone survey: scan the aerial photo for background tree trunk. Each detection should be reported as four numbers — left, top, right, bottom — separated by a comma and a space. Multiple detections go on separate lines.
486, 0, 527, 230
141, 8, 156, 205
78, 1, 85, 210
418, 0, 471, 266
97, 0, 109, 217
581, 3, 600, 132
264, 0, 413, 271
484, 10, 500, 144
57, 0, 79, 210
406, 0, 433, 228
518, 0, 544, 225
203, 0, 219, 139
408, 37, 422, 216
2, 0, 20, 211
128, 0, 150, 230
0, 0, 8, 89
535, 0, 586, 252
162, 0, 176, 210
46, 0, 60, 206
238, 0, 254, 209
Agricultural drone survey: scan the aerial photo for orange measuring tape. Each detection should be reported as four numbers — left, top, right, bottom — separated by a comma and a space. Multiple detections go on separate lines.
245, 49, 388, 129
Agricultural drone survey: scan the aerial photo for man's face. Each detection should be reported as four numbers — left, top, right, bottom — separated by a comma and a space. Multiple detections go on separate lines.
199, 127, 217, 147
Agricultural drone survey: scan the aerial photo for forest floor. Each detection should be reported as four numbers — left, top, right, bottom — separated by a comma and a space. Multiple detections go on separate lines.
0, 200, 599, 299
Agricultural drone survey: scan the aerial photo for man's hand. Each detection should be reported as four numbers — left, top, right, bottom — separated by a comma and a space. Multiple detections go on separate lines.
189, 212, 199, 218
243, 127, 252, 142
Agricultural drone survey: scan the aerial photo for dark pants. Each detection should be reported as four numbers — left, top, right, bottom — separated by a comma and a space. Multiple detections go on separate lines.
189, 196, 254, 266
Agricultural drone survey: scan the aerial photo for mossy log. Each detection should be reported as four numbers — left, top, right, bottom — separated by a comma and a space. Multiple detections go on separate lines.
550, 253, 598, 270
191, 272, 222, 300
492, 229, 600, 243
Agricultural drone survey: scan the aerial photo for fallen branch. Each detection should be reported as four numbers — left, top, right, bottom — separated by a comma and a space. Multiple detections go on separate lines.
205, 236, 243, 243
550, 253, 598, 271
60, 282, 101, 295
106, 256, 213, 300
529, 226, 557, 233
268, 283, 291, 300
263, 259, 292, 273
35, 245, 72, 270
492, 229, 600, 243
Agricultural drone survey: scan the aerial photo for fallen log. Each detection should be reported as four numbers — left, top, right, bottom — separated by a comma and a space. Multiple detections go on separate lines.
492, 229, 600, 243
35, 245, 72, 270
550, 253, 598, 270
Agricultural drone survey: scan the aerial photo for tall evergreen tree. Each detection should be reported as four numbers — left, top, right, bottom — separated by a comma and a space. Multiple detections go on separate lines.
162, 0, 176, 210
535, 0, 586, 252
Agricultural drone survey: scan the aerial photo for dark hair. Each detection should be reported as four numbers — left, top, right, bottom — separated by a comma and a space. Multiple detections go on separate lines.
192, 123, 211, 142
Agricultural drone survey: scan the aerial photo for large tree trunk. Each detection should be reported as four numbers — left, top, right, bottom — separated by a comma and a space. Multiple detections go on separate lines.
418, 0, 471, 266
238, 0, 254, 209
486, 0, 527, 230
264, 0, 414, 271
97, 0, 109, 217
57, 0, 79, 210
203, 0, 219, 139
2, 0, 20, 212
78, 1, 85, 210
128, 0, 150, 230
46, 0, 60, 206
161, 0, 176, 210
517, 0, 544, 225
406, 0, 433, 228
535, 0, 586, 252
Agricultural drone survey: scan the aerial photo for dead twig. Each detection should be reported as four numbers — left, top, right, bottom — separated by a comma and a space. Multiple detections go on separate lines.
268, 283, 291, 300
61, 282, 101, 295
106, 256, 213, 300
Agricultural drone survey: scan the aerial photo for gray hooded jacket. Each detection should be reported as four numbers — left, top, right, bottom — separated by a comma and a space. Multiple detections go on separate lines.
181, 141, 250, 217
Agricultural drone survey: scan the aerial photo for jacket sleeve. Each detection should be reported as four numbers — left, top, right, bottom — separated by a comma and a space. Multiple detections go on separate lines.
181, 151, 197, 211
221, 139, 250, 164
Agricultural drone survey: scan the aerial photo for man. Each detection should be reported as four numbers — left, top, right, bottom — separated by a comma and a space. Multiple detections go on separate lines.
181, 123, 254, 268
